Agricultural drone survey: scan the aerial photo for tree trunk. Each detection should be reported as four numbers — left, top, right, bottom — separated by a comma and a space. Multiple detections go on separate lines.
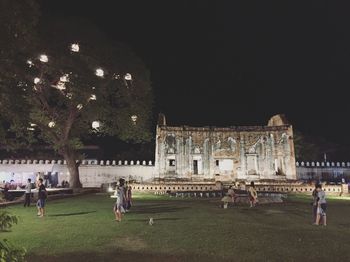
63, 150, 82, 188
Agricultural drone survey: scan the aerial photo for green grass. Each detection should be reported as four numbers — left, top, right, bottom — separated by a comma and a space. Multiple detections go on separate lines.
2, 193, 350, 262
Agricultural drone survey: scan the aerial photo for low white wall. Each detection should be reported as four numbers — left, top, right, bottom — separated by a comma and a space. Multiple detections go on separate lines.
0, 160, 155, 188
2, 159, 350, 188
295, 161, 350, 181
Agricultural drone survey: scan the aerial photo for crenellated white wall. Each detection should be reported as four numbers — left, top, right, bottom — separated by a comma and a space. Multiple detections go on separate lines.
1, 159, 349, 188
0, 160, 155, 187
295, 161, 350, 181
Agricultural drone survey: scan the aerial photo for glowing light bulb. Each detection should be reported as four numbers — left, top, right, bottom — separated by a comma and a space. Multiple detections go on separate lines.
48, 121, 55, 128
27, 127, 35, 131
66, 93, 73, 99
89, 94, 96, 101
77, 104, 83, 110
124, 73, 132, 81
39, 54, 48, 63
56, 82, 66, 91
27, 60, 33, 67
60, 74, 69, 82
95, 68, 104, 77
30, 123, 37, 127
71, 43, 80, 52
92, 121, 100, 129
131, 115, 138, 124
34, 77, 40, 84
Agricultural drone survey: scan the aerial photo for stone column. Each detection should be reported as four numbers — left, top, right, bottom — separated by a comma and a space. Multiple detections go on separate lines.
203, 137, 210, 177
176, 137, 182, 177
239, 134, 246, 179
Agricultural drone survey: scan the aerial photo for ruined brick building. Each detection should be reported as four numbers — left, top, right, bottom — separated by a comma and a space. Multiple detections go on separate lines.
155, 114, 296, 182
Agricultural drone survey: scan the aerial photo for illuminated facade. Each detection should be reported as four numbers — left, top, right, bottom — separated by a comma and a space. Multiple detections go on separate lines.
154, 114, 296, 182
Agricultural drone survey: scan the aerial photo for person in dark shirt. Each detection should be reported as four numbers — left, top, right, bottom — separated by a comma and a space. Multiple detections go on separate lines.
36, 178, 47, 218
126, 186, 132, 211
24, 178, 32, 207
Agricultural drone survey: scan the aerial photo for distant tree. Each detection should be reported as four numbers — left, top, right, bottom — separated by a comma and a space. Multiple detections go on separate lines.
293, 130, 320, 160
0, 6, 153, 188
294, 130, 340, 161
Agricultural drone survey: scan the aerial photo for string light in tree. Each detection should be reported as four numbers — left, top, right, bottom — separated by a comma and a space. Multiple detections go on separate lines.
124, 73, 132, 81
92, 121, 100, 129
89, 94, 96, 101
131, 115, 138, 125
66, 93, 73, 99
27, 122, 36, 131
48, 121, 55, 128
34, 77, 40, 84
60, 74, 69, 82
39, 54, 48, 63
77, 104, 83, 110
70, 43, 80, 52
27, 60, 33, 67
55, 82, 66, 91
95, 68, 104, 77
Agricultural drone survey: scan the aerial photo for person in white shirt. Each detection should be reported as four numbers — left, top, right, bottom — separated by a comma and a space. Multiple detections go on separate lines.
24, 178, 32, 207
315, 184, 327, 226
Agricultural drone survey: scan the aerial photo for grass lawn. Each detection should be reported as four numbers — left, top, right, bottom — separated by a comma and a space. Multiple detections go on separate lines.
2, 193, 350, 262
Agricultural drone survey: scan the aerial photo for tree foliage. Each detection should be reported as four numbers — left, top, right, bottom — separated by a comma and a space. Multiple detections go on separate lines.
0, 2, 154, 187
0, 211, 18, 231
294, 130, 340, 161
0, 239, 26, 262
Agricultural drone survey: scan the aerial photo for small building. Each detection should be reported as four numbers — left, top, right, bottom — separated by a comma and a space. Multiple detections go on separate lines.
154, 114, 296, 182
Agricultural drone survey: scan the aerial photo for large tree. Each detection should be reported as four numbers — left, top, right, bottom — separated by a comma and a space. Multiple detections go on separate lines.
0, 2, 153, 188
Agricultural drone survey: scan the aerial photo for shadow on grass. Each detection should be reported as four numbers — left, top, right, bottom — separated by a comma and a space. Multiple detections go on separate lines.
131, 205, 188, 214
27, 249, 221, 262
127, 217, 181, 222
49, 211, 97, 217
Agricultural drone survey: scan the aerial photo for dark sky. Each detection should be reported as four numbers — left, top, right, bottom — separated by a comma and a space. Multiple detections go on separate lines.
43, 1, 350, 144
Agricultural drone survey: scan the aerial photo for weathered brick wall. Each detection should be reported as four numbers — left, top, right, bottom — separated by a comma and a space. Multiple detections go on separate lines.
155, 124, 296, 181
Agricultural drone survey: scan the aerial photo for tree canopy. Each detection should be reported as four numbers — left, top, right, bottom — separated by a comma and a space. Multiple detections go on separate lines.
0, 1, 154, 187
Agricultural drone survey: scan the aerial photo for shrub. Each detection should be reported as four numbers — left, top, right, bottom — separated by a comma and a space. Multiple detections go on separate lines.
0, 211, 18, 231
0, 239, 26, 262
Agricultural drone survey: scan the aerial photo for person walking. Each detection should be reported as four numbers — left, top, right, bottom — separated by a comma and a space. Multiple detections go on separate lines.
24, 178, 32, 207
248, 181, 258, 208
36, 178, 47, 218
315, 184, 327, 226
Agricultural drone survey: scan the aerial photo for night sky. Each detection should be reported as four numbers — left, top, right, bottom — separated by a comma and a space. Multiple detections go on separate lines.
43, 1, 350, 144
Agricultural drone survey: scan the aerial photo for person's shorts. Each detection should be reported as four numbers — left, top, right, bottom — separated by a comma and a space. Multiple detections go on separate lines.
249, 196, 255, 202
37, 199, 45, 208
317, 204, 327, 216
114, 202, 125, 213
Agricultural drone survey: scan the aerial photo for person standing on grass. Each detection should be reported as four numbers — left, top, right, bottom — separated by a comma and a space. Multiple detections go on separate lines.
248, 181, 258, 208
126, 186, 132, 212
227, 186, 236, 205
36, 178, 47, 218
113, 184, 125, 222
315, 184, 327, 226
311, 184, 318, 224
24, 178, 32, 207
